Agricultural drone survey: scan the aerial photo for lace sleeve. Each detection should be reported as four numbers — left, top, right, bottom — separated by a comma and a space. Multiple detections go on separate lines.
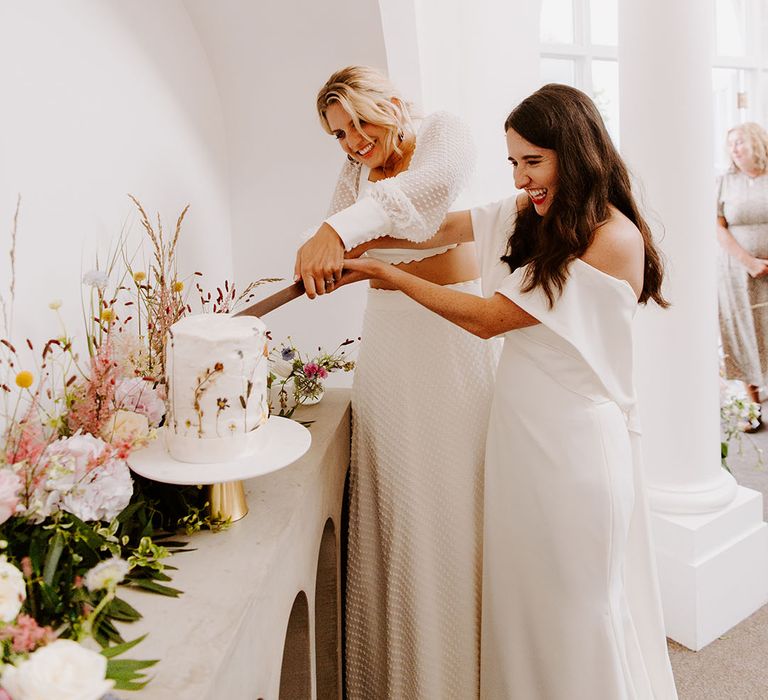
325, 111, 476, 249
327, 160, 362, 217
299, 161, 361, 244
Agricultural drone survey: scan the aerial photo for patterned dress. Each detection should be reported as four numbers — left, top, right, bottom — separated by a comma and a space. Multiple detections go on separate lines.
718, 171, 768, 387
322, 112, 498, 699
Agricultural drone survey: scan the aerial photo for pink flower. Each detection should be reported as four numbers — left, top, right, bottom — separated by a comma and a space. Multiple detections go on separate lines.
20, 557, 32, 580
113, 378, 165, 426
303, 362, 319, 378
0, 471, 21, 526
0, 613, 54, 654
317, 367, 329, 380
67, 341, 117, 436
5, 416, 45, 466
34, 433, 133, 522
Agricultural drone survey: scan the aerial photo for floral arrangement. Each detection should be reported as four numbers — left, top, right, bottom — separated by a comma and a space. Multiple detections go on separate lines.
268, 339, 356, 417
720, 379, 763, 472
0, 195, 277, 697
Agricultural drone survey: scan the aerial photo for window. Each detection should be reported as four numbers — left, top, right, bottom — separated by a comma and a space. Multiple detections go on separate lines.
712, 0, 768, 170
539, 0, 620, 145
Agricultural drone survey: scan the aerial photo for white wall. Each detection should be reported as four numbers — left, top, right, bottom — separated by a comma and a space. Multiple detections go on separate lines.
0, 1, 231, 361
413, 0, 542, 206
183, 0, 390, 377
1, 1, 547, 389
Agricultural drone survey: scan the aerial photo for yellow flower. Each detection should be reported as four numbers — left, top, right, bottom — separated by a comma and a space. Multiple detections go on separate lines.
133, 271, 147, 283
15, 371, 33, 389
100, 308, 115, 323
172, 281, 184, 293
48, 299, 62, 310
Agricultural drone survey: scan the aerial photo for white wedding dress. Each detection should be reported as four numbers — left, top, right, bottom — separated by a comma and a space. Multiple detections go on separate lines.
316, 112, 499, 699
473, 197, 678, 699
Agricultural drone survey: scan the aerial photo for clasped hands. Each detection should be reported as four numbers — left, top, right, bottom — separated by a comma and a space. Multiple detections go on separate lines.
293, 223, 386, 298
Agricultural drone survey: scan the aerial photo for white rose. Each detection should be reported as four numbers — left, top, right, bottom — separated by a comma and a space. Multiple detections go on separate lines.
85, 557, 130, 592
1, 639, 114, 700
101, 409, 150, 443
0, 556, 25, 623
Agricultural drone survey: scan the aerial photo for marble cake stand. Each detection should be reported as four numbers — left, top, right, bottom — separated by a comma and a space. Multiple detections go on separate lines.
128, 416, 311, 522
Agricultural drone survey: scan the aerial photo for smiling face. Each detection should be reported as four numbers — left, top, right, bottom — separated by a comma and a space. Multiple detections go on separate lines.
325, 101, 395, 169
506, 128, 559, 216
728, 129, 755, 173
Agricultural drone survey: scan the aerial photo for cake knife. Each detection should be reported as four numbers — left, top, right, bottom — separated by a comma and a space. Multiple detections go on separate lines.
235, 281, 306, 318
235, 272, 356, 318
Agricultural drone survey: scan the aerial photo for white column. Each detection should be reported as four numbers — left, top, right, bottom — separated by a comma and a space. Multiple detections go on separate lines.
619, 0, 768, 650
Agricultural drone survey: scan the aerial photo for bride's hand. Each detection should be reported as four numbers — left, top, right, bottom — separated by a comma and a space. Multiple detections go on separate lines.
294, 223, 345, 298
335, 258, 390, 288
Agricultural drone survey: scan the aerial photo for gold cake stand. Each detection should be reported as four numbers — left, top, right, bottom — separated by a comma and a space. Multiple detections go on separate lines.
208, 481, 249, 522
128, 417, 312, 522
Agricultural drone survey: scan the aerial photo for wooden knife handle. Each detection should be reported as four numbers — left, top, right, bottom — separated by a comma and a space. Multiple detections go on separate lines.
235, 281, 305, 318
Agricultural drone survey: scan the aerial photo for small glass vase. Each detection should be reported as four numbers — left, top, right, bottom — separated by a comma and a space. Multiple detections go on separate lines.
294, 376, 325, 406
299, 386, 325, 406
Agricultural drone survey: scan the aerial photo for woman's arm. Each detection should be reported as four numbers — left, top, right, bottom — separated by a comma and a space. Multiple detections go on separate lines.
717, 216, 768, 278
294, 161, 359, 298
327, 113, 476, 249
296, 114, 474, 297
341, 257, 537, 338
344, 210, 474, 258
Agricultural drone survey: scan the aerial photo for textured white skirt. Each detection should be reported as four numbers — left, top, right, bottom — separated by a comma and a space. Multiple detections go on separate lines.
345, 281, 499, 700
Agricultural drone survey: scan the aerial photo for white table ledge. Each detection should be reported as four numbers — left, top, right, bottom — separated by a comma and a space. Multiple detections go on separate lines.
123, 389, 350, 700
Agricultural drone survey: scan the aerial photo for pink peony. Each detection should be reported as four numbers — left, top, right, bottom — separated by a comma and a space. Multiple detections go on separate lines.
59, 457, 133, 523
303, 362, 319, 378
317, 367, 329, 380
32, 433, 133, 522
113, 378, 165, 426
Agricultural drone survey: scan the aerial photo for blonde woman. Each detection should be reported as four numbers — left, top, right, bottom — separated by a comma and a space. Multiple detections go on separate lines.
717, 122, 768, 412
295, 66, 497, 699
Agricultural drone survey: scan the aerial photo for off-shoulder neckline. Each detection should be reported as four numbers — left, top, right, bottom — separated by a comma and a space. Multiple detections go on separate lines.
573, 258, 638, 301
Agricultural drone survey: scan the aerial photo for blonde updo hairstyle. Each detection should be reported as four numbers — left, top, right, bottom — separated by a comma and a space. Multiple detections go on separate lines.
728, 122, 768, 174
316, 65, 414, 159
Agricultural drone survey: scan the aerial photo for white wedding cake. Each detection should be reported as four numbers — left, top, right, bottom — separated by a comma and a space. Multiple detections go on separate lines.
164, 314, 269, 463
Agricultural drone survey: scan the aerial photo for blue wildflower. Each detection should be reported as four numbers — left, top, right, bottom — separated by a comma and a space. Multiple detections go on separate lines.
281, 347, 296, 361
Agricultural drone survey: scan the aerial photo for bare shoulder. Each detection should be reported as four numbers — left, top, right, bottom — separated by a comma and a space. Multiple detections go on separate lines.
581, 207, 644, 296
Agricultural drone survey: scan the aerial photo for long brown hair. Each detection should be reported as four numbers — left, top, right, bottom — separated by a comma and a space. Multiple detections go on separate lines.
501, 83, 668, 307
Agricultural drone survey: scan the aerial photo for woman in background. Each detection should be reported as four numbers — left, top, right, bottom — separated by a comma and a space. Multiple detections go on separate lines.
295, 66, 497, 699
344, 83, 679, 699
717, 122, 768, 414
